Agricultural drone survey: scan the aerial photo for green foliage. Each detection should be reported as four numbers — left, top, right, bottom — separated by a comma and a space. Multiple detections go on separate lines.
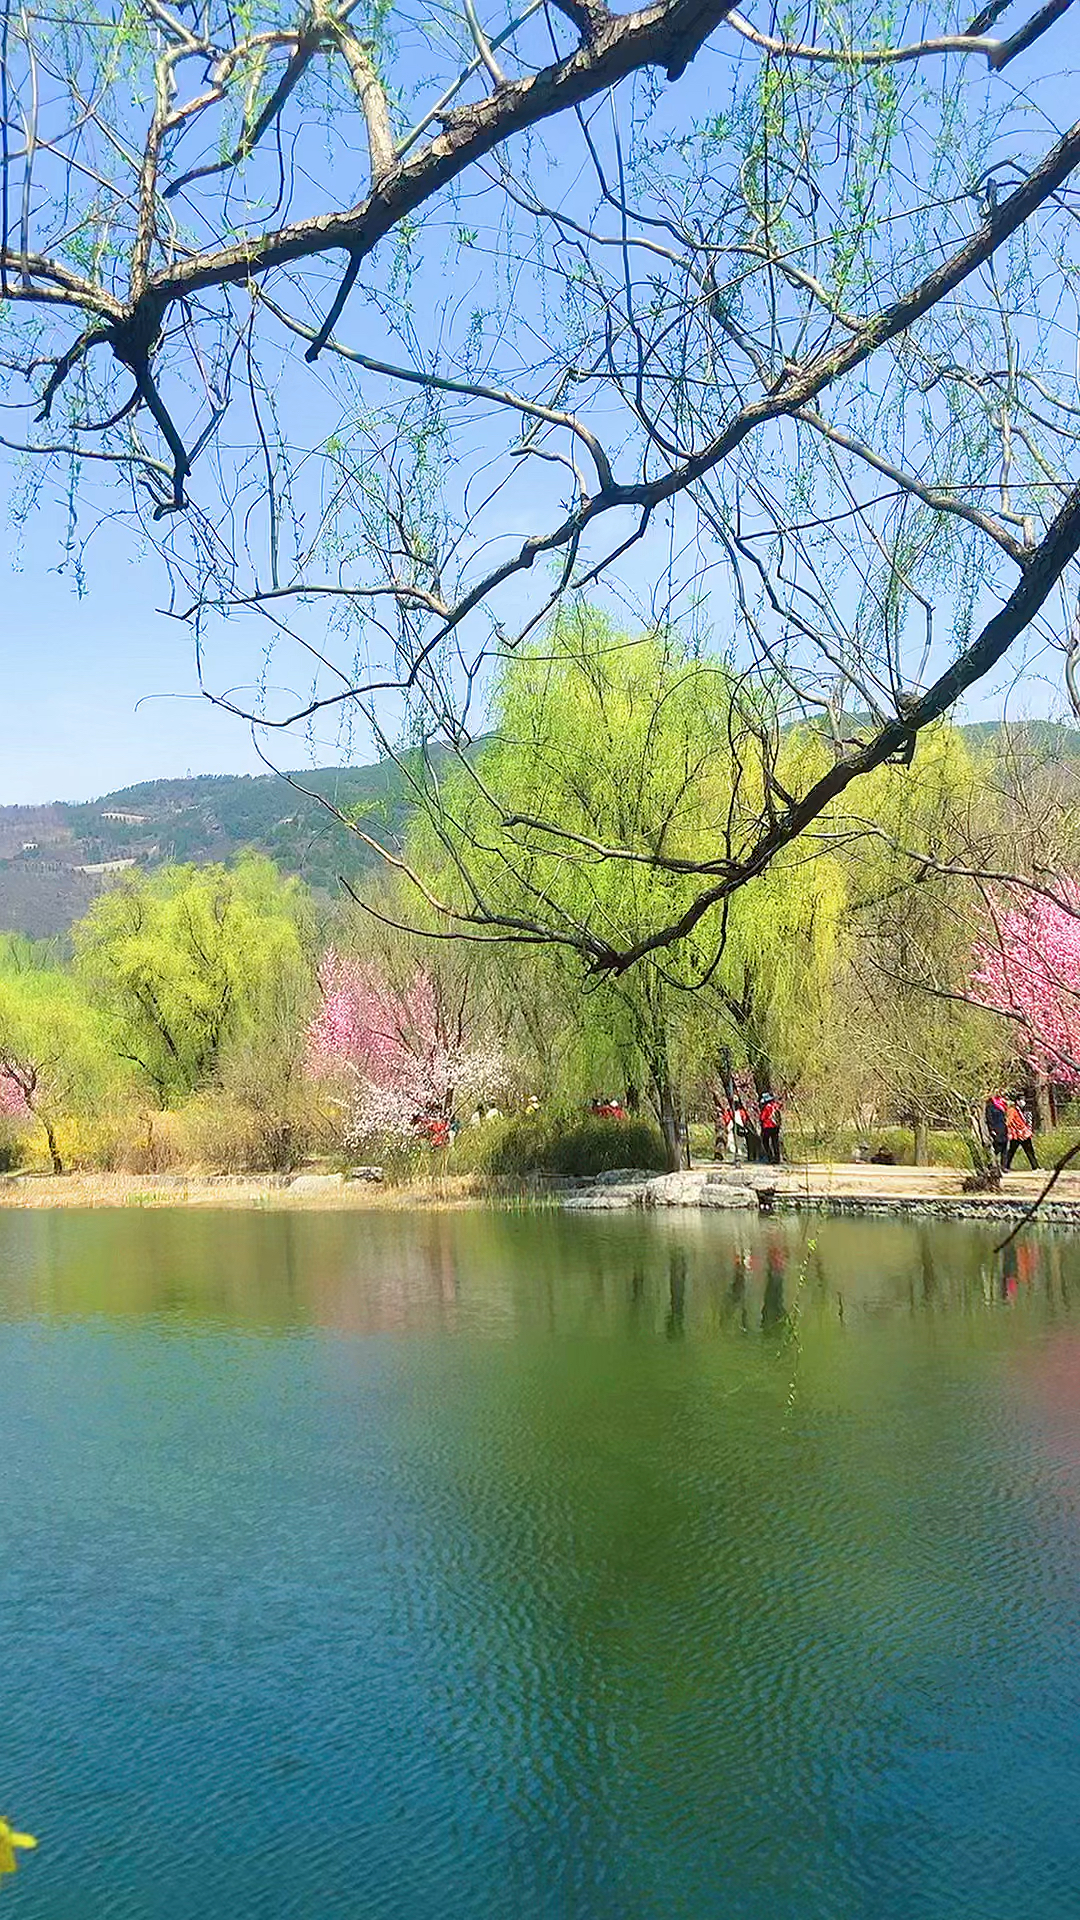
414, 607, 848, 1159
0, 961, 127, 1170
73, 853, 312, 1104
0, 1125, 26, 1172
448, 1111, 667, 1178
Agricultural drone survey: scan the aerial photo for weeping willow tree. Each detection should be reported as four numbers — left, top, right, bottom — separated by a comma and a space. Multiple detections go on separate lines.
73, 853, 312, 1104
409, 606, 850, 1164
816, 723, 1003, 1158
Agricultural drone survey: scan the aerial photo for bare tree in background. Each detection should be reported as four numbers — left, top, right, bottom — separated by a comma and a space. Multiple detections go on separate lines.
2, 0, 1080, 969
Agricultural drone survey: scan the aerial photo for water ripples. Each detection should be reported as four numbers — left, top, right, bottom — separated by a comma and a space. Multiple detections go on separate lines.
4, 1208, 1080, 1917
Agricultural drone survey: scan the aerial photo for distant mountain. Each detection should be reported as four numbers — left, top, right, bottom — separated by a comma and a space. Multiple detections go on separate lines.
0, 748, 453, 937
0, 717, 1076, 938
958, 716, 1080, 750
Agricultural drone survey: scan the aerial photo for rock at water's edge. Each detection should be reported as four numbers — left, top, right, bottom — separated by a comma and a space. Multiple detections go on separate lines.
643, 1171, 754, 1209
562, 1185, 649, 1211
561, 1171, 756, 1211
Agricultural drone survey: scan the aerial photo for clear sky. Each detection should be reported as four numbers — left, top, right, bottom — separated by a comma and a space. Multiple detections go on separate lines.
0, 8, 1071, 806
0, 506, 280, 802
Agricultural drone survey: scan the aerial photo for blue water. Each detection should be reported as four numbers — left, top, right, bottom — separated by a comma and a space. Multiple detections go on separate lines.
3, 1206, 1080, 1918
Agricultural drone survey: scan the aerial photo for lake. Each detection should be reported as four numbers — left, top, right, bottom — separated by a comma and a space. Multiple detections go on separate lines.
3, 1206, 1080, 1919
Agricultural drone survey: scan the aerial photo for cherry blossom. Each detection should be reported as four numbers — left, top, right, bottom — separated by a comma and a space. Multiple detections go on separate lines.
307, 951, 506, 1142
972, 880, 1080, 1087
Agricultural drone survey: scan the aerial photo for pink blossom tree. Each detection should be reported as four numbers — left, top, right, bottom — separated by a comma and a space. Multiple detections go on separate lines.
0, 1065, 30, 1119
307, 952, 507, 1144
0, 1058, 61, 1171
972, 879, 1080, 1088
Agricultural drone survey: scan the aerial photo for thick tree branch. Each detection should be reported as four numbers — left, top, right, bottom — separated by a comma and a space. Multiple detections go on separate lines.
590, 481, 1080, 972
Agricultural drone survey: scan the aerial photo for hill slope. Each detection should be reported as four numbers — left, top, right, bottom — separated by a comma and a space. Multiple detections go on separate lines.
0, 751, 443, 936
0, 718, 1075, 938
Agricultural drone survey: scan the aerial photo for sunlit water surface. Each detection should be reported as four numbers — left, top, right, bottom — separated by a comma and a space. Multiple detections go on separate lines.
3, 1206, 1080, 1919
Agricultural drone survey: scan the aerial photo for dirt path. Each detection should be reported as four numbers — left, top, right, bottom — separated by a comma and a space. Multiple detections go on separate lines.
0, 1171, 487, 1210
698, 1160, 1080, 1221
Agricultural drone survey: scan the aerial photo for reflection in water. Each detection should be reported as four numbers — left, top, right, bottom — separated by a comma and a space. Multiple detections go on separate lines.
4, 1206, 1077, 1338
666, 1248, 686, 1339
3, 1207, 1080, 1920
761, 1241, 786, 1334
919, 1228, 937, 1306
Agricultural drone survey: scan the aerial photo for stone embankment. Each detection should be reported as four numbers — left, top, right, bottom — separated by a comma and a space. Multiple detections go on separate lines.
561, 1162, 1080, 1226
3, 1161, 1080, 1223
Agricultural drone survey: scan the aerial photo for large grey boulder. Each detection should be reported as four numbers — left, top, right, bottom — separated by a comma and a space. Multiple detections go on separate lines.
562, 1184, 649, 1210
288, 1172, 346, 1194
643, 1171, 754, 1209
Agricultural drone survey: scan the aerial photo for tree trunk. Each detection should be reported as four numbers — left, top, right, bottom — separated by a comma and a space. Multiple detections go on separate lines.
748, 1051, 774, 1103
912, 1114, 929, 1166
1034, 1073, 1054, 1132
712, 1080, 728, 1159
657, 1083, 687, 1171
41, 1116, 63, 1175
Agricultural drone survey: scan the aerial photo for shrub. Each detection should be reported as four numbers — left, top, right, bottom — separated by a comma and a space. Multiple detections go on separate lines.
51, 1113, 139, 1171
448, 1109, 667, 1178
169, 1093, 327, 1172
0, 1120, 26, 1172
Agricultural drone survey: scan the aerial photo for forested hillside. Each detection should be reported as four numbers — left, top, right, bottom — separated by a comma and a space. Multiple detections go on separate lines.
0, 751, 445, 935
0, 724, 1072, 937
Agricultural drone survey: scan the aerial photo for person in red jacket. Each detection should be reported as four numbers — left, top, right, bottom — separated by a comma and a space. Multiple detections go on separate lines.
759, 1092, 782, 1165
1004, 1097, 1038, 1170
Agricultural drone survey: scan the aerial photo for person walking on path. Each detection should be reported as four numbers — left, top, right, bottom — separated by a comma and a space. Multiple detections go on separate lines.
985, 1093, 1009, 1168
1005, 1097, 1038, 1170
759, 1093, 782, 1165
733, 1098, 753, 1163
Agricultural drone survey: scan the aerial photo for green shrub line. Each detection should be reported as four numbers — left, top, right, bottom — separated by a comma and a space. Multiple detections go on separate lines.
5, 1106, 1080, 1182
443, 1112, 669, 1180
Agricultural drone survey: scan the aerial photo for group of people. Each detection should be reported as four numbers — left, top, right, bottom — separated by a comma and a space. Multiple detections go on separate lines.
715, 1092, 784, 1165
984, 1093, 1039, 1170
588, 1086, 641, 1119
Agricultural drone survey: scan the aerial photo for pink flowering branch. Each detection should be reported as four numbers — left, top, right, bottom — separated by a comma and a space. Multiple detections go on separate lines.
0, 1058, 33, 1118
307, 950, 506, 1142
972, 877, 1080, 1086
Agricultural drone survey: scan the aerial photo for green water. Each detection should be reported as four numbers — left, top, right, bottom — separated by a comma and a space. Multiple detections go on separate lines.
3, 1206, 1080, 1918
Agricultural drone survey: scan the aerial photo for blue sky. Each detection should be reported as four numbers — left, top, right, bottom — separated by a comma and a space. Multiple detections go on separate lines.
0, 6, 1073, 805
2, 515, 274, 802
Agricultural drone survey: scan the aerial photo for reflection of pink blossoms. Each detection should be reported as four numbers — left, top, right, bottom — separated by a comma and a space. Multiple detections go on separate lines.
972, 880, 1080, 1087
307, 951, 506, 1142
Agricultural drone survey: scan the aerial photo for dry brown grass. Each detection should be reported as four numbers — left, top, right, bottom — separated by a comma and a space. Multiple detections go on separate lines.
0, 1171, 504, 1210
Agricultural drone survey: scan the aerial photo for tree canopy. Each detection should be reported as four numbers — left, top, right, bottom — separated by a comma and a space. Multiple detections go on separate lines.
73, 853, 311, 1101
1, 1, 1079, 965
417, 608, 855, 1156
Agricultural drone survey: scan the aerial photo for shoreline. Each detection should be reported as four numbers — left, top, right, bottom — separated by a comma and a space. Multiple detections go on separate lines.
0, 1162, 1078, 1225
0, 1170, 499, 1211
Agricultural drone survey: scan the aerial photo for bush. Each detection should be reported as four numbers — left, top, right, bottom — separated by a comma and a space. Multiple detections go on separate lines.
786, 1125, 979, 1168
169, 1092, 327, 1172
51, 1113, 144, 1171
448, 1109, 667, 1178
0, 1119, 26, 1172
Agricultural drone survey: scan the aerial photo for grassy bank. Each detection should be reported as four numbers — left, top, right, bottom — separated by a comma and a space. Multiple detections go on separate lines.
1, 1106, 671, 1182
